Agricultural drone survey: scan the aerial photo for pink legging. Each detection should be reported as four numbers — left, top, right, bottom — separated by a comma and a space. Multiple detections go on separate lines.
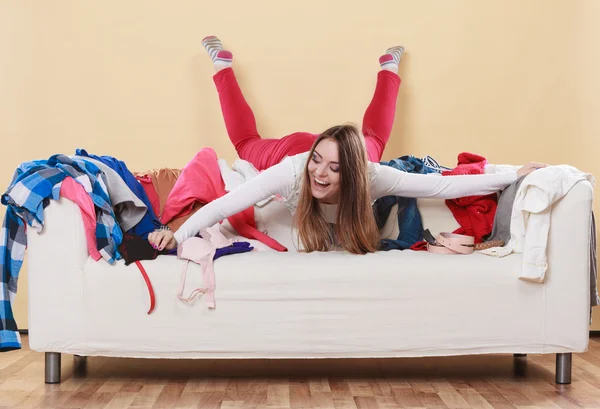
213, 68, 401, 171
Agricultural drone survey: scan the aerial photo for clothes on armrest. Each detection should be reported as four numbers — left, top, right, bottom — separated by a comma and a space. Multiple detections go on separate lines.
483, 175, 527, 244
75, 156, 148, 232
75, 149, 161, 238
1, 154, 122, 350
60, 177, 102, 261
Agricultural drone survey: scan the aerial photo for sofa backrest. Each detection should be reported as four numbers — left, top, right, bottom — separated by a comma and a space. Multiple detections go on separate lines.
416, 198, 461, 236
377, 198, 461, 241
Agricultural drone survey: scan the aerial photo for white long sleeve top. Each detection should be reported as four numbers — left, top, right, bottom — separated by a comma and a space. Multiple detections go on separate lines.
174, 153, 518, 244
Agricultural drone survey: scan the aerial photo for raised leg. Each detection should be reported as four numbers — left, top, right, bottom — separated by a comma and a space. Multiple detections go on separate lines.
45, 352, 61, 384
556, 353, 572, 384
213, 68, 315, 170
362, 70, 401, 162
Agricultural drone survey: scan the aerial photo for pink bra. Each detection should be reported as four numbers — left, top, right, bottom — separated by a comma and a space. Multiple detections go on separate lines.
177, 224, 233, 308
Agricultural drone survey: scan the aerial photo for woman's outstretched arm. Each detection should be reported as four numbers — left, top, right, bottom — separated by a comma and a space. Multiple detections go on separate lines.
149, 159, 297, 250
370, 162, 546, 200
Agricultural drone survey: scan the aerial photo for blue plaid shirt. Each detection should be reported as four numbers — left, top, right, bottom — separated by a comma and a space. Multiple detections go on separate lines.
0, 155, 123, 350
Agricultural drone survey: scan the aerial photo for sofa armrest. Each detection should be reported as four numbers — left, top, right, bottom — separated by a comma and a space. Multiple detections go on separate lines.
27, 198, 90, 351
543, 180, 594, 351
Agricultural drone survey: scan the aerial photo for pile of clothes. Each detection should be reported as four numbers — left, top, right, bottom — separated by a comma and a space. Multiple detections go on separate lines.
375, 152, 499, 251
0, 147, 285, 351
375, 152, 598, 317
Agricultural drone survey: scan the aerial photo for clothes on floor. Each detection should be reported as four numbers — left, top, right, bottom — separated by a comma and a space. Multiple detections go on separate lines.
1, 155, 122, 350
374, 155, 443, 251
173, 151, 519, 246
165, 148, 288, 251
75, 149, 161, 238
60, 177, 101, 261
213, 67, 401, 170
76, 156, 147, 232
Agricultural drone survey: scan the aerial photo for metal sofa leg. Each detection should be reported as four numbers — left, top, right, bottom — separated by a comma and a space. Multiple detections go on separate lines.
556, 353, 572, 384
73, 354, 88, 377
74, 355, 87, 365
45, 352, 61, 384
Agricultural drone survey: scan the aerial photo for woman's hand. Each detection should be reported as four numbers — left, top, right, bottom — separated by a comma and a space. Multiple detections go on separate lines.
148, 229, 177, 251
517, 162, 548, 178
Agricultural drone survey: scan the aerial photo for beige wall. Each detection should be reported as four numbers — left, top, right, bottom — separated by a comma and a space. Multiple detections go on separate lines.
2, 1, 599, 329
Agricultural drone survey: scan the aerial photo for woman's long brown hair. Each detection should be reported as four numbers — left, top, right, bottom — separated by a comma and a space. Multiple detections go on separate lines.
294, 124, 379, 254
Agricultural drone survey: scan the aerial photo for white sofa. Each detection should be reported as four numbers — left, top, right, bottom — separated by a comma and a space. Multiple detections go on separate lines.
26, 175, 594, 385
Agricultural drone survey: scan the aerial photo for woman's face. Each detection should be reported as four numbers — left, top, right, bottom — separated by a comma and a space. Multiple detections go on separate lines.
307, 138, 341, 204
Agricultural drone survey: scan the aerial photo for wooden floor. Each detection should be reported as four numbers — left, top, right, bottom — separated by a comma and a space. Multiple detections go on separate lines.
3, 336, 600, 408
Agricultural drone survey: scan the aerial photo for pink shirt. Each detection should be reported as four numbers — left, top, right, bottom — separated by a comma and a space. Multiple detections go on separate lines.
60, 177, 101, 261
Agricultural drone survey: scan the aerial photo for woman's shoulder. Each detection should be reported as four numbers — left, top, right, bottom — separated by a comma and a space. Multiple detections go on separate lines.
367, 161, 380, 183
284, 152, 310, 171
279, 152, 309, 213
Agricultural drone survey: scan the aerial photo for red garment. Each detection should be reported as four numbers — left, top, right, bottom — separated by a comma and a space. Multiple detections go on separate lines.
214, 67, 401, 170
162, 148, 287, 252
410, 152, 498, 250
410, 241, 428, 251
60, 177, 102, 261
135, 261, 155, 315
135, 174, 160, 218
442, 153, 498, 244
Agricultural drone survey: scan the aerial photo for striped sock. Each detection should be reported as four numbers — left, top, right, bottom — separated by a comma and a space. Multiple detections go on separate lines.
201, 35, 223, 62
202, 35, 233, 71
379, 46, 405, 73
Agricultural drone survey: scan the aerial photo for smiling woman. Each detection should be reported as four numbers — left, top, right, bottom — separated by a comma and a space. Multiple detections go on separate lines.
148, 35, 548, 254
149, 122, 545, 254
308, 140, 341, 202
296, 125, 379, 254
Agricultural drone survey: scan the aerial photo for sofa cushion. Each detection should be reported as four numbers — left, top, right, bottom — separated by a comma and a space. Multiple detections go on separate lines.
78, 247, 545, 359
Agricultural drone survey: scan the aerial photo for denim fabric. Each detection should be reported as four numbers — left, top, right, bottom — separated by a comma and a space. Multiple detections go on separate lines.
375, 155, 443, 251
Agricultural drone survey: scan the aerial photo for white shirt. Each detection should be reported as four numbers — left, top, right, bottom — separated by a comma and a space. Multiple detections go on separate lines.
480, 165, 594, 282
174, 153, 518, 244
